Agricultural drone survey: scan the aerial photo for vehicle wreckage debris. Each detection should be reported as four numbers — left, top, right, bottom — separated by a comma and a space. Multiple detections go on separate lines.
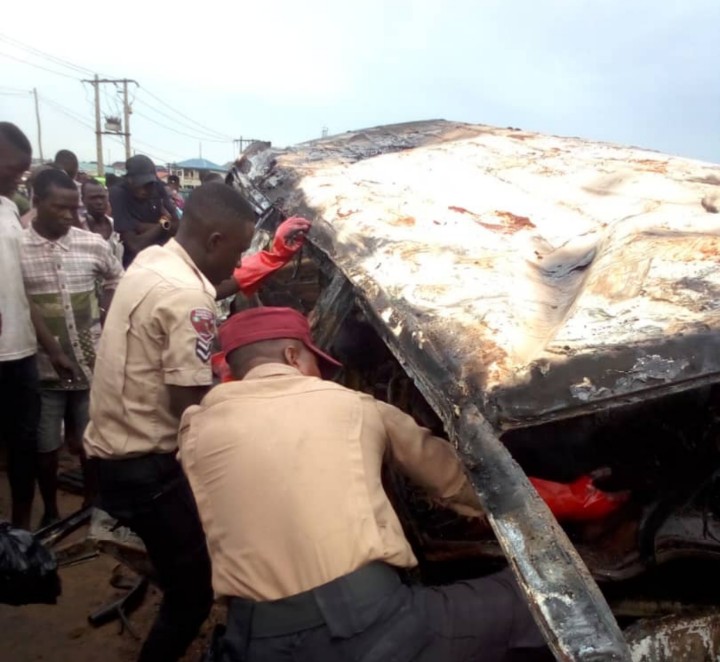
88, 575, 149, 639
238, 120, 720, 658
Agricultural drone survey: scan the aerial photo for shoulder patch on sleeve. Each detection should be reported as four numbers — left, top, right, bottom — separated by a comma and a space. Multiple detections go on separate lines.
190, 308, 216, 362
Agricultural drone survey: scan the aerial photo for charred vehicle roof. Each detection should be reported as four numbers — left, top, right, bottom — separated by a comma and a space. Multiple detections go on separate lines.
231, 119, 720, 429
227, 120, 720, 660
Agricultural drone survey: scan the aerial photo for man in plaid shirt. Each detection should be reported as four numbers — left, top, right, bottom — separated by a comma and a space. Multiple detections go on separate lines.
21, 168, 124, 525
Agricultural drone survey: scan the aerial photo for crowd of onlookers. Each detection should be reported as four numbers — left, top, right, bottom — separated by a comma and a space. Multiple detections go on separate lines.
1, 127, 191, 530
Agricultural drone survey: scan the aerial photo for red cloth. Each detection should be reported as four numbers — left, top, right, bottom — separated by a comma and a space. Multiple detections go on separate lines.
530, 476, 628, 522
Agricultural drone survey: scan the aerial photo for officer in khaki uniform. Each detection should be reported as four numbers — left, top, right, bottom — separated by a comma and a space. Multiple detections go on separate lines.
84, 182, 268, 662
179, 307, 552, 662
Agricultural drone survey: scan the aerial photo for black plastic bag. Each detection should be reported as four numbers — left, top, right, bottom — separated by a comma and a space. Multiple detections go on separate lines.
0, 521, 61, 605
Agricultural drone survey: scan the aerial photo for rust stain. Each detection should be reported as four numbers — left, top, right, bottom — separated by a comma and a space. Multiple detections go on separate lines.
448, 206, 535, 234
632, 159, 669, 174
699, 242, 720, 257
395, 216, 416, 227
494, 210, 536, 231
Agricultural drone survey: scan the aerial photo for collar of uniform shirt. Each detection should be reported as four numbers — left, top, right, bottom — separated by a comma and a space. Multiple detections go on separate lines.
26, 224, 72, 251
163, 238, 216, 298
242, 363, 302, 380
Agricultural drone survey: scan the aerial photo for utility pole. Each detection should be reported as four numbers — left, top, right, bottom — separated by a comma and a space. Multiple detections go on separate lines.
82, 76, 138, 174
91, 75, 104, 175
233, 137, 261, 155
122, 79, 131, 160
32, 88, 43, 161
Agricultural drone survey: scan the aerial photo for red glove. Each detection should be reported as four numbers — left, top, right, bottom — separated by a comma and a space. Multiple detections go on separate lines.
211, 351, 234, 383
233, 217, 311, 296
530, 475, 629, 522
271, 216, 312, 259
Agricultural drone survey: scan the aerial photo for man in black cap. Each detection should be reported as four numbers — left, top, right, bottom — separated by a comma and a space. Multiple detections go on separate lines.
110, 155, 179, 267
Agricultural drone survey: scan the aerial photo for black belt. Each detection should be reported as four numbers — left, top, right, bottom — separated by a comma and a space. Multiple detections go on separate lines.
228, 562, 401, 638
90, 453, 186, 502
90, 453, 182, 484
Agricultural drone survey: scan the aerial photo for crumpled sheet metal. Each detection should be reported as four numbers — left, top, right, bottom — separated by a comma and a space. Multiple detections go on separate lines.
626, 612, 720, 661
243, 120, 720, 428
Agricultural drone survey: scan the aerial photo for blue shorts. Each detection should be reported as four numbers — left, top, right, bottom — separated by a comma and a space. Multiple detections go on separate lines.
37, 389, 90, 454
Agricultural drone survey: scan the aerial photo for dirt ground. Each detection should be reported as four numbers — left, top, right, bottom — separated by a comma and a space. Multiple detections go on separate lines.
0, 451, 221, 662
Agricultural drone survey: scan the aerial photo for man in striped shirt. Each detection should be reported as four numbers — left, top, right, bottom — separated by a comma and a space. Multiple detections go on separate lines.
21, 168, 124, 525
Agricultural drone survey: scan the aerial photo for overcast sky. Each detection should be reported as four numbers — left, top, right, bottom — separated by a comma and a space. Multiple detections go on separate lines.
1, 0, 718, 168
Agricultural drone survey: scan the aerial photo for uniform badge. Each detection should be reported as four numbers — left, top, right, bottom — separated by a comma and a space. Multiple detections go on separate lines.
190, 308, 216, 362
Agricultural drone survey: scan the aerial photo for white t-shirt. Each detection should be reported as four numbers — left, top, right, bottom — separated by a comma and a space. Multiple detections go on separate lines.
0, 196, 36, 361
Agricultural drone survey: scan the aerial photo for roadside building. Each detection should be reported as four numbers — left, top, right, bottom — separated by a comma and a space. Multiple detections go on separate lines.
169, 158, 226, 189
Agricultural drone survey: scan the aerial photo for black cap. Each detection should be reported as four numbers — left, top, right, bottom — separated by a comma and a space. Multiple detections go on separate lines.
126, 154, 157, 187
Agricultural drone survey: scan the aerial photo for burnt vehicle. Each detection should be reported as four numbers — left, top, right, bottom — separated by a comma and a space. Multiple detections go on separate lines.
227, 120, 720, 660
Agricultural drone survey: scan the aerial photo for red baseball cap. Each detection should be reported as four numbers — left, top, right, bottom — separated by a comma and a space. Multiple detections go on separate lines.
218, 307, 342, 374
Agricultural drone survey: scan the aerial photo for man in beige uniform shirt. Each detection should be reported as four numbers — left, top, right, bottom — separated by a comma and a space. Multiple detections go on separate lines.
84, 182, 258, 662
179, 307, 550, 662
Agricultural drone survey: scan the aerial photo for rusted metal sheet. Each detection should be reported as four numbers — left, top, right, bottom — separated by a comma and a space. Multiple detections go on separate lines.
626, 612, 720, 661
233, 120, 720, 430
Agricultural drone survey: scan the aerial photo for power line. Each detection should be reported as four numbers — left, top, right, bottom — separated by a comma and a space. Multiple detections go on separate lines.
1, 33, 235, 144
101, 85, 122, 118
0, 50, 79, 80
42, 98, 92, 126
136, 88, 233, 140
0, 34, 96, 76
0, 85, 31, 94
132, 108, 230, 143
3, 80, 182, 166
1, 33, 233, 160
106, 135, 171, 166
41, 97, 96, 131
39, 96, 178, 165
43, 90, 184, 161
132, 137, 186, 161
133, 97, 233, 141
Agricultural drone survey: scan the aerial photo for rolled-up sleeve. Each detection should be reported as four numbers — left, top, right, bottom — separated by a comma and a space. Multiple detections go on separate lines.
154, 289, 216, 387
377, 400, 483, 517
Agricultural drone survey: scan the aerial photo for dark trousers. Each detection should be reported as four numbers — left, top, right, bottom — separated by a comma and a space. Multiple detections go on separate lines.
0, 355, 39, 522
220, 566, 551, 662
92, 453, 213, 662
